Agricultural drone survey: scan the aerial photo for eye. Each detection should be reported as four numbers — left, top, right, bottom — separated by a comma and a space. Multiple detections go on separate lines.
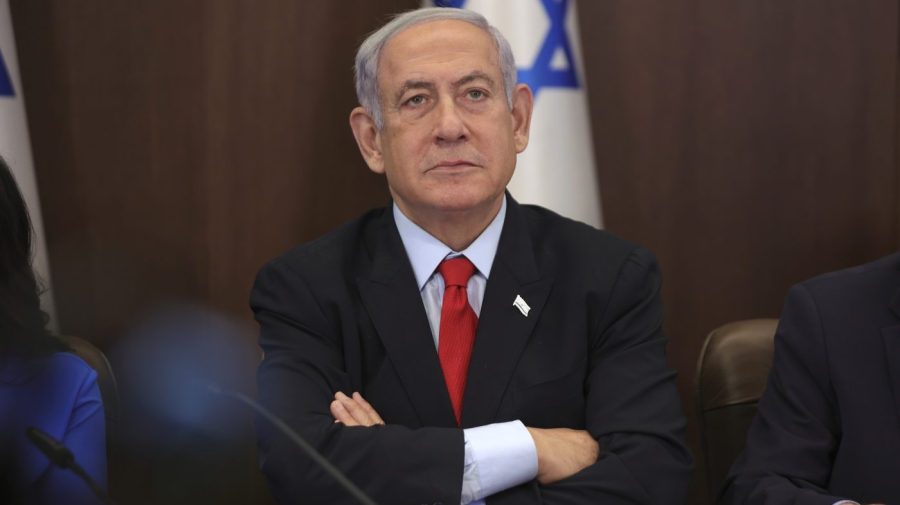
404, 94, 427, 107
466, 89, 487, 101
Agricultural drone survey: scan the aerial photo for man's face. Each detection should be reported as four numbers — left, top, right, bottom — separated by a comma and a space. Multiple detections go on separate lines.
352, 19, 532, 224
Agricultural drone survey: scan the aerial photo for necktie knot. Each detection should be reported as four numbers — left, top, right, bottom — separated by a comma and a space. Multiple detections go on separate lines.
439, 257, 476, 288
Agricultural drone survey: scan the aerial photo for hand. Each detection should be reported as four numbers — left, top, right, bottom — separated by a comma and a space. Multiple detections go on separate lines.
526, 427, 600, 485
330, 391, 385, 427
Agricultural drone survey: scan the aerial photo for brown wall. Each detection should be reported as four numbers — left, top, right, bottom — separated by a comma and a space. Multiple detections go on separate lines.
10, 1, 900, 504
580, 1, 899, 501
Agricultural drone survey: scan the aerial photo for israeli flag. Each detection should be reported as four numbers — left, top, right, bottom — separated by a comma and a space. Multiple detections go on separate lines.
1, 0, 57, 329
431, 0, 603, 228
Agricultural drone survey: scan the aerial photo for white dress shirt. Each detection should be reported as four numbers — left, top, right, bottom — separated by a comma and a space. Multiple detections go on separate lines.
393, 197, 539, 505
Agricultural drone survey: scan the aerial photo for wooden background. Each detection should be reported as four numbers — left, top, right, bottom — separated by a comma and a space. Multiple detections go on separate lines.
10, 1, 900, 504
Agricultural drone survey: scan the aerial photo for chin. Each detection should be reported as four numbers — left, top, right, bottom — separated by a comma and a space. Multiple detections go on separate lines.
429, 190, 502, 215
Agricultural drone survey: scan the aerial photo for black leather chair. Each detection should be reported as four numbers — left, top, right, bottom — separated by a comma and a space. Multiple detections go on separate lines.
695, 318, 778, 503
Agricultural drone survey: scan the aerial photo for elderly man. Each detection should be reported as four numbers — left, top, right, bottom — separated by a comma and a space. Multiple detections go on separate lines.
252, 7, 691, 505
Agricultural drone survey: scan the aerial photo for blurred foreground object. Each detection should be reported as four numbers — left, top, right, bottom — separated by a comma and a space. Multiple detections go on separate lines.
110, 304, 266, 505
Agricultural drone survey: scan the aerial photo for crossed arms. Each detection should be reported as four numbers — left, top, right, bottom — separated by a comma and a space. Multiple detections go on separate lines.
252, 245, 691, 504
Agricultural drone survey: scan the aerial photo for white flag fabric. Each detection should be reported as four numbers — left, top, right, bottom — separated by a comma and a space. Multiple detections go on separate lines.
427, 0, 603, 228
0, 0, 57, 329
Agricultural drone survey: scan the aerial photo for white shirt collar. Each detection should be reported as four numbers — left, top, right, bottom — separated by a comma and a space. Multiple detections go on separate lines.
393, 196, 507, 290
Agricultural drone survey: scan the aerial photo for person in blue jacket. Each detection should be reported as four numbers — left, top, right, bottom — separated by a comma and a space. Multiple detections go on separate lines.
0, 155, 107, 505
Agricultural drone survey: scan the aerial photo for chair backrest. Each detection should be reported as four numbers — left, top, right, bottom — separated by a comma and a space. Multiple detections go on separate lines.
695, 318, 778, 503
60, 335, 119, 438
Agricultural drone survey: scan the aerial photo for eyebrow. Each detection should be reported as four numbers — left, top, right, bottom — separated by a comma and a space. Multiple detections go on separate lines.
453, 71, 496, 90
393, 71, 497, 104
394, 81, 436, 104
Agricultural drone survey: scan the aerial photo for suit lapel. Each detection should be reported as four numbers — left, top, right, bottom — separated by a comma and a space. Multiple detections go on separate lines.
883, 288, 900, 424
356, 210, 457, 427
461, 199, 553, 428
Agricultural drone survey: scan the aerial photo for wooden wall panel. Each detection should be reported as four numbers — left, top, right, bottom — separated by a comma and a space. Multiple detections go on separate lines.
11, 2, 415, 504
12, 2, 211, 346
12, 1, 417, 343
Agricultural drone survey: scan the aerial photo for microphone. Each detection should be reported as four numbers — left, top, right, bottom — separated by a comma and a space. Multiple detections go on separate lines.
25, 427, 111, 504
207, 384, 378, 505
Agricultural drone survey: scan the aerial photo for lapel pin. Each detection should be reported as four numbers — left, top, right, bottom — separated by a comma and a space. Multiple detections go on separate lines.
513, 295, 531, 317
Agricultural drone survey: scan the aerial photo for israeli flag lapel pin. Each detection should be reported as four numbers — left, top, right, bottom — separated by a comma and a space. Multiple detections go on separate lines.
513, 294, 531, 317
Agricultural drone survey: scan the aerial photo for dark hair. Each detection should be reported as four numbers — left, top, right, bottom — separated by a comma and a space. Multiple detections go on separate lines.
0, 155, 66, 357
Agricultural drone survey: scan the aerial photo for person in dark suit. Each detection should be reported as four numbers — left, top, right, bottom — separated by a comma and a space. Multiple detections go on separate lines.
252, 7, 691, 505
721, 252, 900, 505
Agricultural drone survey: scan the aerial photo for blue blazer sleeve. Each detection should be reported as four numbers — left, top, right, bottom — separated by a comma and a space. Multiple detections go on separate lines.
3, 353, 107, 505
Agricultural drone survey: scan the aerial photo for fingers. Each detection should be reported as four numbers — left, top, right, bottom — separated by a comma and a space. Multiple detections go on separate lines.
330, 397, 358, 426
351, 392, 385, 425
330, 391, 385, 427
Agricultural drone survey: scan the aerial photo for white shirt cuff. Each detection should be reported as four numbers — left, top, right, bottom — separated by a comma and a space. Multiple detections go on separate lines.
460, 420, 538, 504
832, 501, 860, 505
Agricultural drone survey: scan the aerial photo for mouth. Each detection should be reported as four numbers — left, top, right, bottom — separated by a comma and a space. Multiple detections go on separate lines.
428, 160, 480, 171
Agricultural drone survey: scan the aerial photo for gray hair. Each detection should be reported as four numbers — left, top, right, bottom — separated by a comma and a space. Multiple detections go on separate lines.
354, 7, 518, 129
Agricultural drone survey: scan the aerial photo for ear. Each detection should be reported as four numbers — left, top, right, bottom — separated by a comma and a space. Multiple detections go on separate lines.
510, 84, 533, 153
349, 107, 385, 174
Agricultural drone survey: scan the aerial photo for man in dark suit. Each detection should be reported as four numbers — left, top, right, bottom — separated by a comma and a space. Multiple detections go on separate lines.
721, 252, 900, 505
252, 7, 691, 505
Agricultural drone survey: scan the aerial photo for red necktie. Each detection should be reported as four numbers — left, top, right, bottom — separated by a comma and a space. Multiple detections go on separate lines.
437, 257, 478, 426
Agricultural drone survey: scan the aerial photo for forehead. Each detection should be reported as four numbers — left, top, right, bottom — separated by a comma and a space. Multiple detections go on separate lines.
378, 19, 500, 87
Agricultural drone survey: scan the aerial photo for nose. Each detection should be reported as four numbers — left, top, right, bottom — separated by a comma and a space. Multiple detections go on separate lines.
433, 98, 467, 144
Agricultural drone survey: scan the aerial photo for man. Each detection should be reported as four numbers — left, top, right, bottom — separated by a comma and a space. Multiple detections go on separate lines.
252, 7, 691, 505
721, 252, 900, 505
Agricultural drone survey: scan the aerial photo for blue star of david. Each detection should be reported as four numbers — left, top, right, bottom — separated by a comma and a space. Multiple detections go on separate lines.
434, 0, 580, 97
0, 48, 14, 97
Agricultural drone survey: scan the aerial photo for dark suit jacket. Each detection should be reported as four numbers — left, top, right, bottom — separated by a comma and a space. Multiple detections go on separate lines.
721, 252, 900, 505
251, 198, 691, 505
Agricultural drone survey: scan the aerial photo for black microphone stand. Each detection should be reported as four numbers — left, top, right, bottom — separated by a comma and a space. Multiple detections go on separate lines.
25, 427, 112, 505
208, 384, 379, 505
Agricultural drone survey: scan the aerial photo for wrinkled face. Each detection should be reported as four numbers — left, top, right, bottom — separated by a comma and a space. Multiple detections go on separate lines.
355, 19, 531, 223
